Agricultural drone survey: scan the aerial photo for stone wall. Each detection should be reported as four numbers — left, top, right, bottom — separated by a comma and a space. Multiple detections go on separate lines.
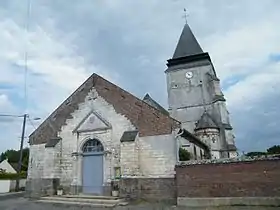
25, 178, 60, 198
27, 88, 178, 197
119, 178, 176, 203
138, 134, 176, 177
28, 144, 45, 179
44, 88, 137, 188
176, 157, 280, 198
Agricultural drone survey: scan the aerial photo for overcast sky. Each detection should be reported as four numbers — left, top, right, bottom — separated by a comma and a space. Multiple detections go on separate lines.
0, 0, 279, 154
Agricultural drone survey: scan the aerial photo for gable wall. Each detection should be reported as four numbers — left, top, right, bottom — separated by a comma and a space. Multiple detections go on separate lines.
0, 159, 17, 173
58, 88, 136, 186
27, 87, 178, 195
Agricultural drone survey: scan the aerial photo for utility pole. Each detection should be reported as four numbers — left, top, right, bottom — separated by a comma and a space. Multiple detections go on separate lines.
15, 113, 27, 191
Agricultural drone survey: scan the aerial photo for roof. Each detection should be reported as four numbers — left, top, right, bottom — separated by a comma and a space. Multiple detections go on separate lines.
172, 23, 203, 59
195, 112, 219, 130
227, 144, 237, 151
9, 162, 28, 172
179, 129, 209, 152
29, 74, 180, 145
120, 131, 138, 142
45, 137, 62, 148
143, 94, 169, 116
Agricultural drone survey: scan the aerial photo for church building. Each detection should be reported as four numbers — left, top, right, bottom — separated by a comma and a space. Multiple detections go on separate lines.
26, 23, 237, 196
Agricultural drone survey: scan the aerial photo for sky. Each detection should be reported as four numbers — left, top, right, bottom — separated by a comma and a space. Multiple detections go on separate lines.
0, 0, 279, 154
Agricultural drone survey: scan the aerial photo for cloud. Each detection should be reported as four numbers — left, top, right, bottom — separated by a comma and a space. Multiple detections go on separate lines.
0, 0, 280, 153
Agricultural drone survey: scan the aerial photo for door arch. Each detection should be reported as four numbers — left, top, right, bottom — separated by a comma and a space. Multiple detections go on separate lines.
82, 138, 104, 195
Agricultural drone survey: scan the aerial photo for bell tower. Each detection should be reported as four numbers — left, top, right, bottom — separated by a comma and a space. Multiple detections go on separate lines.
165, 23, 237, 158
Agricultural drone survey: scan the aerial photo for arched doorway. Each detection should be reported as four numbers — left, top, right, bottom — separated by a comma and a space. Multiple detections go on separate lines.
82, 138, 104, 194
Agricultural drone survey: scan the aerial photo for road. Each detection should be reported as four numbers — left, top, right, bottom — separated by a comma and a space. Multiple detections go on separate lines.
0, 197, 279, 210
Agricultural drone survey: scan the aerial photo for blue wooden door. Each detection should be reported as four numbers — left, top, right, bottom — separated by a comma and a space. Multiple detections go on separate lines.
82, 153, 103, 194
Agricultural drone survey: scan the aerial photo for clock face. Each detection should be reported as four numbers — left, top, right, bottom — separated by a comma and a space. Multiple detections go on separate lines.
185, 71, 193, 79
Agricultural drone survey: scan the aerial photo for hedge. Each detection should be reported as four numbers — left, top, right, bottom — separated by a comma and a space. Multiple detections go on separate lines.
0, 172, 27, 180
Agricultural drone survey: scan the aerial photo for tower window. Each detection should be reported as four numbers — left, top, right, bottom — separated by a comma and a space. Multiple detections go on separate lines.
212, 138, 216, 143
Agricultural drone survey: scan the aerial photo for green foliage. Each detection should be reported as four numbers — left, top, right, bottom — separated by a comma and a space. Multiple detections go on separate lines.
0, 148, 29, 172
179, 147, 191, 161
246, 151, 267, 157
267, 145, 280, 155
0, 172, 27, 180
246, 145, 280, 157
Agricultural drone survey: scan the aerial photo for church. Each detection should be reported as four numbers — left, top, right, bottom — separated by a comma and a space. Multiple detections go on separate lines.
26, 23, 237, 196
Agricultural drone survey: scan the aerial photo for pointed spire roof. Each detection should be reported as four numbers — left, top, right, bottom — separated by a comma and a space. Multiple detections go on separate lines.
195, 111, 219, 130
172, 23, 203, 59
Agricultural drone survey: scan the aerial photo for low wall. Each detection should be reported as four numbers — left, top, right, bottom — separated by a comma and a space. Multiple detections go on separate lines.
175, 157, 280, 206
0, 180, 10, 193
119, 177, 176, 203
0, 179, 26, 193
9, 179, 26, 191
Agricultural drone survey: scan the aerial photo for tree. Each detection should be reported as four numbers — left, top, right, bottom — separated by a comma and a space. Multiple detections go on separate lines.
267, 145, 280, 155
246, 151, 267, 157
0, 148, 29, 171
179, 148, 191, 161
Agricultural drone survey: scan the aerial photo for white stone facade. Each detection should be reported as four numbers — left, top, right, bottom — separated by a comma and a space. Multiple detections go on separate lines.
27, 88, 178, 191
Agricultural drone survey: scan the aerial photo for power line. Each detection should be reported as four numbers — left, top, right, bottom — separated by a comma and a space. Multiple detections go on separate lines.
23, 0, 32, 113
0, 114, 24, 118
27, 115, 37, 130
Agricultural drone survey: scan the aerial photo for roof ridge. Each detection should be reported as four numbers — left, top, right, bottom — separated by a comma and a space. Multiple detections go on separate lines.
30, 73, 180, 145
95, 75, 177, 121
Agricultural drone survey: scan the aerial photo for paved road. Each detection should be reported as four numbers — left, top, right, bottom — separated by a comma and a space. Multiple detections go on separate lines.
0, 197, 279, 210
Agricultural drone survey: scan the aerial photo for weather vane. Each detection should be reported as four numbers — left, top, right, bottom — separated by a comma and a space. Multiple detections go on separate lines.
183, 8, 188, 23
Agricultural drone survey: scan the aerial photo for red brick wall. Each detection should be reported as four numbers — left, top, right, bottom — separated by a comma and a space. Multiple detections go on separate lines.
176, 160, 280, 197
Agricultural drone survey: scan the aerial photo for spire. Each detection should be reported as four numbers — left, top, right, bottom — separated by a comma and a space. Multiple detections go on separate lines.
172, 23, 203, 59
195, 112, 219, 130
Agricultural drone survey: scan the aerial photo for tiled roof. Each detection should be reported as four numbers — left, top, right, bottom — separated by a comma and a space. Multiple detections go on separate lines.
29, 74, 180, 145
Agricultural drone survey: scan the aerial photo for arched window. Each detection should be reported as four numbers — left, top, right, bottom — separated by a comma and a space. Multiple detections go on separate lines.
82, 139, 104, 153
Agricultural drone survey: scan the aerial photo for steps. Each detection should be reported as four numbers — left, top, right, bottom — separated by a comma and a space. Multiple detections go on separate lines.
35, 195, 128, 208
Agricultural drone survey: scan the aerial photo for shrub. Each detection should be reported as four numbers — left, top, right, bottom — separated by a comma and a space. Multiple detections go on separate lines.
179, 147, 191, 161
0, 172, 27, 180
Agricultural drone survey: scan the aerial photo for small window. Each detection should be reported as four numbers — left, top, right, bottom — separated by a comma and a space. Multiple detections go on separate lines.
212, 138, 216, 143
182, 144, 190, 148
82, 139, 104, 153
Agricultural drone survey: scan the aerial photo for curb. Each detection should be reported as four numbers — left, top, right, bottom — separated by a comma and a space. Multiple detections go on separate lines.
0, 192, 25, 200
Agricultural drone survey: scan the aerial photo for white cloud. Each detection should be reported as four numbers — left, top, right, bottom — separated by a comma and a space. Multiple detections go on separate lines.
0, 0, 280, 153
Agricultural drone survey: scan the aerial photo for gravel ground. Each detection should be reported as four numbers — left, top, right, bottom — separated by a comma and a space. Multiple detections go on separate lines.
0, 197, 279, 210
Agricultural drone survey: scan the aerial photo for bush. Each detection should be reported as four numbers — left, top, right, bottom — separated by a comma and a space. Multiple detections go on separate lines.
179, 147, 191, 161
0, 172, 27, 180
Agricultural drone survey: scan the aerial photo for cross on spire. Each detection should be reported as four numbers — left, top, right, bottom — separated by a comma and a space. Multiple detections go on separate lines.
183, 8, 188, 23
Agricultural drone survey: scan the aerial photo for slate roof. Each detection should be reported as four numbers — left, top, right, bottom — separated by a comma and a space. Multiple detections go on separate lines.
227, 144, 237, 151
143, 94, 169, 116
120, 131, 138, 142
179, 129, 209, 152
45, 137, 62, 148
29, 74, 180, 145
172, 23, 203, 59
195, 112, 219, 130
